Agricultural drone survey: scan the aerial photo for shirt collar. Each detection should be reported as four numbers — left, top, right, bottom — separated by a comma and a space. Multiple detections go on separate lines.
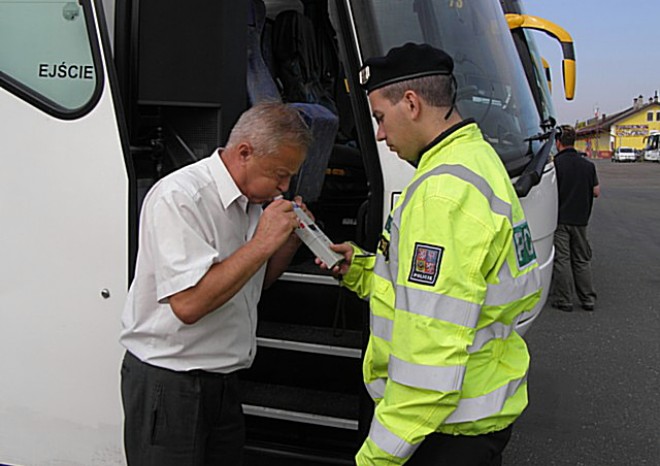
208, 149, 249, 211
556, 147, 578, 158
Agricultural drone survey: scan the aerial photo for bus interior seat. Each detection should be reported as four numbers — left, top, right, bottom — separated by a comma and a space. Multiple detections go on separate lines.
271, 9, 337, 115
261, 1, 367, 250
264, 0, 304, 19
248, 0, 338, 203
268, 6, 364, 203
247, 0, 280, 104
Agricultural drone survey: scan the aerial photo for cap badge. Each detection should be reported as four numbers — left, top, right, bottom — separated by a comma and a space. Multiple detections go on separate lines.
359, 66, 371, 86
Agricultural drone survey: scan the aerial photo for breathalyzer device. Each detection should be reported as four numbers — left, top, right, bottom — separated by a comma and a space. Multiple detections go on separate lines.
292, 203, 344, 268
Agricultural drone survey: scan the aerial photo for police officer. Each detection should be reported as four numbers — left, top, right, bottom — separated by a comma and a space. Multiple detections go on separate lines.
321, 43, 542, 465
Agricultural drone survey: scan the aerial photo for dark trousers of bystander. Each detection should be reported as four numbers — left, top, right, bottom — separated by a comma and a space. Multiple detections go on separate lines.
552, 223, 597, 308
121, 351, 245, 466
405, 424, 513, 466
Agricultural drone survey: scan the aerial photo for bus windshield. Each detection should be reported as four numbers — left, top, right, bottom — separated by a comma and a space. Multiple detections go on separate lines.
351, 0, 543, 174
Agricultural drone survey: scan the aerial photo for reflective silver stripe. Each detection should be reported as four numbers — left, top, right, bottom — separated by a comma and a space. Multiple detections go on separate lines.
369, 416, 418, 459
468, 318, 519, 354
371, 314, 393, 341
445, 374, 527, 424
395, 284, 481, 328
389, 211, 400, 284
373, 255, 391, 282
399, 164, 512, 222
365, 378, 387, 399
389, 356, 465, 392
485, 262, 541, 306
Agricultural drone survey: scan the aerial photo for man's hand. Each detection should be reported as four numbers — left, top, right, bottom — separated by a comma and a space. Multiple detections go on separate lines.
254, 199, 299, 255
262, 195, 314, 288
288, 195, 311, 245
292, 195, 314, 222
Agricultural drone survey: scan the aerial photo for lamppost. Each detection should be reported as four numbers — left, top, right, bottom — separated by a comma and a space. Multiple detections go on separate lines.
594, 104, 599, 158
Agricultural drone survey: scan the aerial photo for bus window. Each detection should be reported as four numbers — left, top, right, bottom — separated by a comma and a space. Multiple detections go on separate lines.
0, 0, 102, 118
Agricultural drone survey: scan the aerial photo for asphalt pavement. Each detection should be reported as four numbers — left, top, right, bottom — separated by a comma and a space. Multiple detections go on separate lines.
247, 159, 660, 466
504, 160, 660, 466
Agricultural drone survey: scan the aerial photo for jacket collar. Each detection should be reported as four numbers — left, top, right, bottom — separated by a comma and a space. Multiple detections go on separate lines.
416, 118, 476, 164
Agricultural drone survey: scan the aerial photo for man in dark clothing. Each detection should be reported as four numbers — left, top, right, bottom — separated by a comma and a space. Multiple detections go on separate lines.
551, 125, 600, 312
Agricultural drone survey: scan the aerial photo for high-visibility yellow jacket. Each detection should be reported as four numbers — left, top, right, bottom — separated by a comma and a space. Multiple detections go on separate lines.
343, 121, 542, 465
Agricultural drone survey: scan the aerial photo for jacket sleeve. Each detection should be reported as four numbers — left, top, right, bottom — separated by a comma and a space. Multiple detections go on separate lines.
340, 242, 376, 300
356, 186, 497, 465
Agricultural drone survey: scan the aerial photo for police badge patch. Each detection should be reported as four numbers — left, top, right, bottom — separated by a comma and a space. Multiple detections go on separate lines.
409, 243, 444, 286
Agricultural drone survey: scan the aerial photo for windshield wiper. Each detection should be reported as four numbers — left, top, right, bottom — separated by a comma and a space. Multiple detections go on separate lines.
514, 127, 558, 198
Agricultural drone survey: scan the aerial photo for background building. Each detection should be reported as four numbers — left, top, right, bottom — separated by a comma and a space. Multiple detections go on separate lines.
574, 93, 660, 158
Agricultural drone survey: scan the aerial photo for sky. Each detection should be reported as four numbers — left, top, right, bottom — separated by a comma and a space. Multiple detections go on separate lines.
522, 0, 660, 125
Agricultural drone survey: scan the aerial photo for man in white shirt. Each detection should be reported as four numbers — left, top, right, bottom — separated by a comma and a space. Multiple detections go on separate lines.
120, 102, 313, 465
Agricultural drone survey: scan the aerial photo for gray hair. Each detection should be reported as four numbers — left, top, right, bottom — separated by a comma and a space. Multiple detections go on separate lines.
227, 101, 314, 157
380, 74, 454, 107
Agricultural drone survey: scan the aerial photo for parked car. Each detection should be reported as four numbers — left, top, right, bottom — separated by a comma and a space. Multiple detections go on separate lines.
612, 147, 637, 162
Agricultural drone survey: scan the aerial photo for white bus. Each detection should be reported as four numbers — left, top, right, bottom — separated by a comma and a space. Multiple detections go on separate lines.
644, 131, 660, 162
0, 0, 573, 463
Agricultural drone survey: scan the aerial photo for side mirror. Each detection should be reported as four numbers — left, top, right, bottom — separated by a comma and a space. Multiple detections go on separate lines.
506, 14, 576, 101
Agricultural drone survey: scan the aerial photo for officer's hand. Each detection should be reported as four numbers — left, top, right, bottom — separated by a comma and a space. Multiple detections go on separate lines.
316, 242, 353, 277
254, 199, 299, 255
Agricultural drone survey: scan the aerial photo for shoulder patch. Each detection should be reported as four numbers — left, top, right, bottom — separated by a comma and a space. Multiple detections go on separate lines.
513, 221, 537, 269
378, 235, 390, 262
409, 243, 444, 286
384, 214, 393, 234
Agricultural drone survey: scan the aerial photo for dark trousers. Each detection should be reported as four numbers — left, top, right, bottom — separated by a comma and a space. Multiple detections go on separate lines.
121, 351, 245, 466
552, 224, 597, 307
406, 425, 513, 466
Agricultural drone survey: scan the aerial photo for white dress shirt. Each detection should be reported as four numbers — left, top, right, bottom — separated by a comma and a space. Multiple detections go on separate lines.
120, 150, 265, 373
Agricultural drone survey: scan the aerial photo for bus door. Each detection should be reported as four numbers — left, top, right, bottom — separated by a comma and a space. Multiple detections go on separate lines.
0, 1, 129, 464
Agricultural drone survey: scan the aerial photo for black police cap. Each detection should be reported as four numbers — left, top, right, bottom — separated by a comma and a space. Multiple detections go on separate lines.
359, 43, 454, 94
